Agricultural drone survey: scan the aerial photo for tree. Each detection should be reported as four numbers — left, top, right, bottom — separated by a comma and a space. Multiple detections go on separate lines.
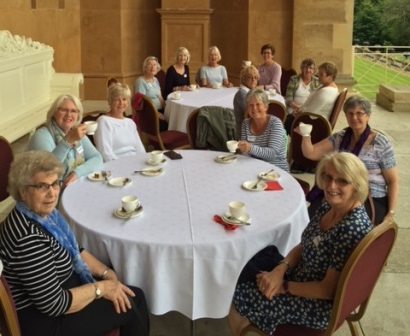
353, 0, 384, 45
383, 0, 410, 45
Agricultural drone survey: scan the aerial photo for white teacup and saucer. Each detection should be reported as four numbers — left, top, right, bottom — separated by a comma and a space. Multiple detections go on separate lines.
222, 201, 251, 225
114, 195, 143, 219
146, 150, 166, 165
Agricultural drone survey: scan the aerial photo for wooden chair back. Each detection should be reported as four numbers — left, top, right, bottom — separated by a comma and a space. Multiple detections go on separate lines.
267, 101, 287, 124
0, 275, 22, 336
329, 88, 348, 129
280, 68, 297, 96
0, 136, 13, 202
290, 112, 332, 169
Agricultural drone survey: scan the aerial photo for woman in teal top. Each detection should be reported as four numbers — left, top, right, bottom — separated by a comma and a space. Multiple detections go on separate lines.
27, 94, 103, 187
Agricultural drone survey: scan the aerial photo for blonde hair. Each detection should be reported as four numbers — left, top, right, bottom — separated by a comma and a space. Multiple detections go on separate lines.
316, 152, 369, 204
240, 65, 259, 85
142, 56, 161, 73
174, 47, 190, 64
107, 82, 131, 105
208, 46, 222, 62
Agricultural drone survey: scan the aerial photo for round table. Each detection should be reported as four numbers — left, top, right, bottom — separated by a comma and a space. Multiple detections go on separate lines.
164, 87, 286, 132
61, 150, 308, 320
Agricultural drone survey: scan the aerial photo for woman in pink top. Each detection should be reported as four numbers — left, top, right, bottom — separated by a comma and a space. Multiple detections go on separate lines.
256, 44, 282, 94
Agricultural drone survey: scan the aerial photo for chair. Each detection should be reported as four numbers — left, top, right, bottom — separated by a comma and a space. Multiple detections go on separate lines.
240, 219, 398, 336
0, 136, 13, 203
106, 77, 118, 88
280, 68, 297, 96
289, 112, 332, 171
0, 274, 21, 336
136, 95, 190, 150
195, 68, 202, 85
267, 101, 287, 124
329, 88, 348, 129
131, 92, 145, 129
155, 69, 166, 97
82, 111, 106, 145
186, 108, 201, 149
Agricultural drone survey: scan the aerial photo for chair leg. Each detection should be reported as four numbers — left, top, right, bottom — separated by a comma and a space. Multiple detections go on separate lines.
347, 320, 361, 336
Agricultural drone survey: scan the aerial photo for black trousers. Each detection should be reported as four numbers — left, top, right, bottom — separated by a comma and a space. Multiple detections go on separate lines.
18, 274, 150, 336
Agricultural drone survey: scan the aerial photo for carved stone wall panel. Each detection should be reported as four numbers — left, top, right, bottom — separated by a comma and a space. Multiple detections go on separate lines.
157, 9, 213, 78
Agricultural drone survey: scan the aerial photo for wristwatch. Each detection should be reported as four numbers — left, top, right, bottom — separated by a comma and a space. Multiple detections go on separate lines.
93, 283, 102, 299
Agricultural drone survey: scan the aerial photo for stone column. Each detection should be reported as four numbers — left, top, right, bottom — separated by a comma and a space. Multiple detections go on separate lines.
292, 0, 356, 89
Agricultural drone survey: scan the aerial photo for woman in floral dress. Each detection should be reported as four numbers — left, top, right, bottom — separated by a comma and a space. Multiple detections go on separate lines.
228, 152, 372, 335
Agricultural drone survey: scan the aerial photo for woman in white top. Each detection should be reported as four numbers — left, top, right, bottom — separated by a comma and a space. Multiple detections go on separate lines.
297, 61, 339, 120
199, 46, 233, 88
94, 82, 146, 162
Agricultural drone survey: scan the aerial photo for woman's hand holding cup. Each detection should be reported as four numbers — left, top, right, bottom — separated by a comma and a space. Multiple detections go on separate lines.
65, 124, 87, 144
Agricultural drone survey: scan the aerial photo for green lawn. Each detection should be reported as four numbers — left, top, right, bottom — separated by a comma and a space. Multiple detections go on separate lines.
353, 56, 410, 100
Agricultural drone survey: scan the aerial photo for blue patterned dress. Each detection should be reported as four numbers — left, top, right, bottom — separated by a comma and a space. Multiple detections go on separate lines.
233, 202, 372, 334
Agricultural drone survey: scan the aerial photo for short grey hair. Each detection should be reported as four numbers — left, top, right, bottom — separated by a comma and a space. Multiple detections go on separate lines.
316, 151, 369, 204
175, 47, 190, 64
8, 151, 64, 202
46, 94, 84, 126
343, 95, 372, 116
246, 88, 269, 108
142, 56, 161, 73
107, 82, 131, 105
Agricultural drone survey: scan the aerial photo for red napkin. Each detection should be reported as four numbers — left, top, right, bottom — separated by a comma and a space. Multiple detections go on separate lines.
213, 215, 239, 230
264, 181, 283, 191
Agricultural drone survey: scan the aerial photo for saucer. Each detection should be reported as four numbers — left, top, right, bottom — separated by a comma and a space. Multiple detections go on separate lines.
242, 180, 267, 191
146, 158, 166, 166
113, 206, 143, 219
215, 154, 237, 164
88, 171, 111, 181
141, 167, 164, 176
171, 97, 182, 100
108, 177, 132, 187
259, 171, 281, 181
87, 132, 95, 135
222, 212, 251, 225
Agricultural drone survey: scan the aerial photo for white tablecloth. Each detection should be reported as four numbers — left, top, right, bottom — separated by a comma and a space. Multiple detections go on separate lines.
61, 150, 308, 319
164, 87, 286, 132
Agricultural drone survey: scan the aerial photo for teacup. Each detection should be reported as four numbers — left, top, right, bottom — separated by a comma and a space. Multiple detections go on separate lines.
229, 201, 247, 219
189, 84, 196, 91
244, 60, 252, 66
226, 140, 238, 153
212, 82, 222, 89
122, 195, 139, 213
172, 91, 181, 99
150, 150, 164, 163
269, 88, 276, 96
299, 122, 313, 136
84, 121, 98, 135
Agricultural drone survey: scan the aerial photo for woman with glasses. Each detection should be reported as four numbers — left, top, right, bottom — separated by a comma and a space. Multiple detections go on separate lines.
256, 44, 282, 94
295, 95, 398, 224
0, 151, 150, 336
228, 152, 372, 335
233, 65, 260, 138
284, 58, 319, 135
27, 94, 103, 187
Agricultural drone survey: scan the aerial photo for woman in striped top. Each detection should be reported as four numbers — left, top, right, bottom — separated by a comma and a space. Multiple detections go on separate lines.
0, 151, 149, 336
238, 88, 289, 172
296, 95, 398, 225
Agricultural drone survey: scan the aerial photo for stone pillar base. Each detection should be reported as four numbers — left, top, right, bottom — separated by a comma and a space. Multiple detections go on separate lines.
376, 84, 410, 112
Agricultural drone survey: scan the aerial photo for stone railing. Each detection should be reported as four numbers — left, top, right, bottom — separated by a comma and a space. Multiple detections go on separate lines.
0, 30, 83, 143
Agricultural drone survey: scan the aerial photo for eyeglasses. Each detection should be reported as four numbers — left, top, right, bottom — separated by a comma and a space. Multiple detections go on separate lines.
245, 75, 258, 80
345, 111, 368, 118
57, 107, 79, 114
27, 180, 63, 192
321, 174, 350, 187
